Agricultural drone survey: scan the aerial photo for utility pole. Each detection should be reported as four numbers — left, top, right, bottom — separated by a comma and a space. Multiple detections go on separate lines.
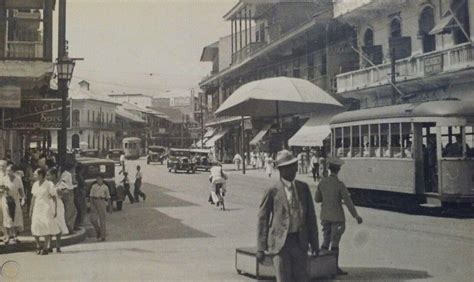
181, 114, 184, 148
390, 47, 397, 105
58, 0, 67, 167
200, 93, 204, 149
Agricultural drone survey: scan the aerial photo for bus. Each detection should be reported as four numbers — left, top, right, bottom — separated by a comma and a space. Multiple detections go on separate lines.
329, 100, 474, 209
122, 137, 142, 160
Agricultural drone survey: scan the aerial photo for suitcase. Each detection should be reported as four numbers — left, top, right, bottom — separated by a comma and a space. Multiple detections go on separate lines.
235, 247, 337, 280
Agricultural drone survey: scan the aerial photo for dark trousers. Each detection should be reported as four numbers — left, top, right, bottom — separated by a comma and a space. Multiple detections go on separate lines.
124, 184, 135, 203
272, 233, 310, 282
134, 179, 146, 202
74, 188, 87, 229
311, 164, 320, 181
321, 221, 345, 250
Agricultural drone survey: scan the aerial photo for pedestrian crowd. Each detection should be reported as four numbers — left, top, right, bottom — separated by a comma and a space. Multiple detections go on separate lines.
0, 149, 147, 254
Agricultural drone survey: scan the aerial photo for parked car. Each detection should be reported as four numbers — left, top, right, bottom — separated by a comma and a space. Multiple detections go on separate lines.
147, 146, 167, 164
108, 149, 124, 164
80, 149, 100, 158
190, 149, 217, 171
167, 148, 196, 173
76, 157, 124, 210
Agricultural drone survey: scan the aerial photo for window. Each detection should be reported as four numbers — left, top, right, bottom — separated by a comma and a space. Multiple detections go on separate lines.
419, 6, 436, 53
401, 123, 413, 158
441, 125, 472, 158
87, 110, 90, 124
292, 59, 301, 78
92, 111, 95, 125
451, 0, 471, 44
307, 54, 315, 80
72, 110, 80, 127
320, 54, 327, 76
380, 124, 390, 157
466, 126, 474, 158
351, 125, 361, 157
361, 125, 369, 157
363, 28, 374, 46
335, 127, 343, 157
390, 18, 402, 38
342, 127, 351, 157
390, 123, 402, 157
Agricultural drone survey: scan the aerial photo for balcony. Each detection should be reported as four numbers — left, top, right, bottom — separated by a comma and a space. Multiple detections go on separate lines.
336, 43, 474, 94
232, 41, 267, 65
334, 0, 407, 19
7, 41, 44, 59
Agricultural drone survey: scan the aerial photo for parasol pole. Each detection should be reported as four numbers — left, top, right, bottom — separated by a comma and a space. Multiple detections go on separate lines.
275, 100, 282, 151
241, 115, 246, 175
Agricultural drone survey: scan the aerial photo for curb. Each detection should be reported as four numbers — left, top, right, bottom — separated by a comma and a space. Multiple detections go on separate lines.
0, 227, 87, 255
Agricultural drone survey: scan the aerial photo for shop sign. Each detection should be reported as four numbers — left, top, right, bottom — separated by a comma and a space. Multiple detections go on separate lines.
0, 86, 21, 108
424, 54, 443, 75
4, 99, 70, 130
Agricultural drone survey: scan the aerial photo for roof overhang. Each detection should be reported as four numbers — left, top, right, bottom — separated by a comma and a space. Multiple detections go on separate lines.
200, 41, 219, 62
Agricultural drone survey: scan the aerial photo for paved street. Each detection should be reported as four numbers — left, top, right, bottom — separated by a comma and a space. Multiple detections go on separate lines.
2, 159, 473, 281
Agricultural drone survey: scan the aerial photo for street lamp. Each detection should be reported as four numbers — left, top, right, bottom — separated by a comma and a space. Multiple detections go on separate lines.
56, 54, 76, 167
56, 56, 76, 81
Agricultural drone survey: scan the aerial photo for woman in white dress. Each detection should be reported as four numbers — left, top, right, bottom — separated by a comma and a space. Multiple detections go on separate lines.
46, 168, 68, 253
1, 165, 25, 244
30, 168, 59, 255
264, 153, 274, 178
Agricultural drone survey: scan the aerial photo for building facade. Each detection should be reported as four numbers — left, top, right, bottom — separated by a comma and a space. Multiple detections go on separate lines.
334, 0, 474, 108
199, 0, 356, 161
0, 0, 55, 162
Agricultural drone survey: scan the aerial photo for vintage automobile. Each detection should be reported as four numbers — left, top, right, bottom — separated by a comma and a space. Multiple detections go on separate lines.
76, 157, 124, 210
79, 149, 100, 158
167, 148, 196, 173
147, 146, 167, 164
108, 149, 124, 164
190, 149, 217, 171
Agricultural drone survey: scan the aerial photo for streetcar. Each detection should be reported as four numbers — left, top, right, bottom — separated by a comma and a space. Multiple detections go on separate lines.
122, 137, 142, 160
329, 100, 474, 209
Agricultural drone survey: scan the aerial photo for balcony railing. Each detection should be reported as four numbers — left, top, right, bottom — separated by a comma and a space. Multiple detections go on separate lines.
7, 41, 43, 59
336, 43, 474, 93
232, 41, 267, 65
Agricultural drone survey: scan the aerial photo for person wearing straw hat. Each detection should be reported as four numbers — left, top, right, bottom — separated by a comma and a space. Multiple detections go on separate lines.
257, 150, 319, 282
315, 157, 363, 276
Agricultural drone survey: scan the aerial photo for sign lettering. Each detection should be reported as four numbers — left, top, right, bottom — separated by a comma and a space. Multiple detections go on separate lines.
424, 54, 443, 75
4, 99, 70, 130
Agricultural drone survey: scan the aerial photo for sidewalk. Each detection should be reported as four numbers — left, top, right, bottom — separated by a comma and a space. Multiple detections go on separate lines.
0, 227, 87, 254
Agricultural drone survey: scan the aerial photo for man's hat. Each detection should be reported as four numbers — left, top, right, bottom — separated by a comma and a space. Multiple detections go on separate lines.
276, 150, 298, 168
327, 157, 345, 167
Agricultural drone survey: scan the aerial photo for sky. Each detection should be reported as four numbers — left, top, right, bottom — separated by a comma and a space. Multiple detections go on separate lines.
58, 0, 236, 96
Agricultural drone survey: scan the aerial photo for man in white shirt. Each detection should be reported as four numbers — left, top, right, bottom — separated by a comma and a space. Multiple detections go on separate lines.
58, 164, 77, 233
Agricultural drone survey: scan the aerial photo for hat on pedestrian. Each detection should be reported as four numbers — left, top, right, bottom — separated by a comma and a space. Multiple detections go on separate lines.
327, 157, 345, 167
275, 150, 298, 168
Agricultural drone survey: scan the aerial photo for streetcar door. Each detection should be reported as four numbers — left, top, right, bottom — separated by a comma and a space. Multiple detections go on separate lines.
420, 123, 438, 193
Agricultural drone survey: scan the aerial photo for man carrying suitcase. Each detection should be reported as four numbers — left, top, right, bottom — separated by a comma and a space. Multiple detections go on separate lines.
257, 150, 319, 282
315, 157, 363, 275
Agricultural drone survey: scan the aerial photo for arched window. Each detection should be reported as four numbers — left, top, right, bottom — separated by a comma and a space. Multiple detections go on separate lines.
419, 6, 436, 53
363, 28, 374, 46
390, 18, 402, 38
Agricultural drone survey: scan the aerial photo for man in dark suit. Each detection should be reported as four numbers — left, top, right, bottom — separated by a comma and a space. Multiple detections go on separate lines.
257, 150, 319, 282
315, 157, 363, 275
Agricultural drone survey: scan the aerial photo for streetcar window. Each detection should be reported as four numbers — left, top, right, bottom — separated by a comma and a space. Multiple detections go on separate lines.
466, 126, 474, 158
442, 126, 463, 157
351, 125, 361, 157
335, 127, 343, 157
401, 123, 413, 158
124, 143, 128, 149
343, 127, 351, 157
370, 124, 379, 157
380, 124, 390, 157
391, 123, 401, 157
361, 125, 369, 157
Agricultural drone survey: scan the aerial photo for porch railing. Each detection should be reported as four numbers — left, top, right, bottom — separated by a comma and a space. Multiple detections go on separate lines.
336, 43, 474, 93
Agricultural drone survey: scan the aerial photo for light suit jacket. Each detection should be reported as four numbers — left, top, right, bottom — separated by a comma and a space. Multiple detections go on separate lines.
257, 180, 319, 255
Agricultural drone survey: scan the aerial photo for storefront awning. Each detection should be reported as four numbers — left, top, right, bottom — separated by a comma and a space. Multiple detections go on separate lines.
288, 115, 332, 147
205, 127, 230, 147
430, 14, 456, 35
249, 124, 272, 146
193, 138, 209, 148
204, 128, 216, 138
